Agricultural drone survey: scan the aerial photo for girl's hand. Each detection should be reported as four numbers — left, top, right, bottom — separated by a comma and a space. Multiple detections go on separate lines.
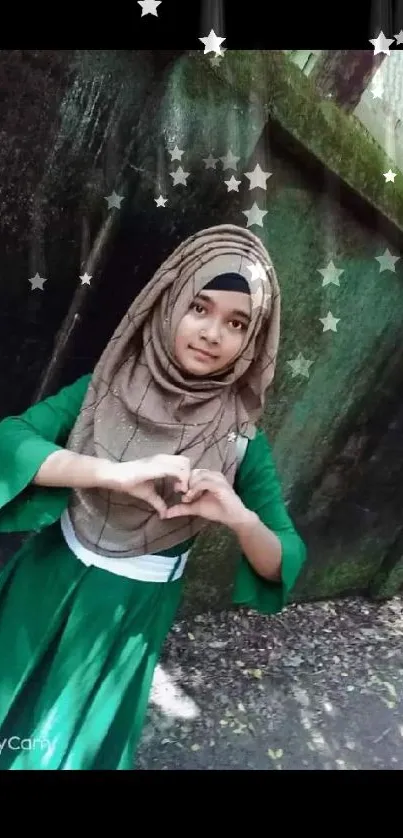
161, 469, 248, 528
100, 454, 191, 518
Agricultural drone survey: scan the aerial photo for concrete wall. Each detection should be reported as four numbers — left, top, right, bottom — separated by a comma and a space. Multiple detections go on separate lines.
354, 51, 403, 174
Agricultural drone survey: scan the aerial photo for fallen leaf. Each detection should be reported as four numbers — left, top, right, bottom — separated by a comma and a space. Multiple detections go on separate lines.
188, 632, 195, 641
383, 681, 397, 700
237, 702, 246, 713
268, 748, 283, 760
191, 744, 200, 752
382, 698, 396, 710
250, 668, 262, 679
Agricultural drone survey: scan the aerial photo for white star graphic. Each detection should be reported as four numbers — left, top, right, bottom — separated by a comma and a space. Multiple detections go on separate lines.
228, 431, 237, 443
220, 149, 240, 171
375, 249, 400, 272
28, 272, 47, 291
199, 29, 226, 56
169, 145, 184, 162
244, 163, 272, 191
170, 166, 190, 187
371, 83, 383, 100
319, 311, 340, 333
210, 49, 227, 68
251, 285, 265, 311
383, 169, 396, 182
394, 30, 403, 44
246, 261, 267, 283
317, 260, 344, 287
287, 353, 314, 379
369, 31, 395, 55
224, 175, 241, 192
137, 0, 161, 16
155, 195, 168, 207
105, 191, 124, 210
202, 154, 218, 169
242, 202, 267, 228
79, 272, 92, 285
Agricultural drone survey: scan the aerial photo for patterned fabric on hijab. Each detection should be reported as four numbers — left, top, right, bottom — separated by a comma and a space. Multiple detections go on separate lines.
65, 223, 281, 558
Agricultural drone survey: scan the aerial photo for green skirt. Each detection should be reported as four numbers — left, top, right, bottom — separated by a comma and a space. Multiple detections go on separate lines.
0, 523, 183, 770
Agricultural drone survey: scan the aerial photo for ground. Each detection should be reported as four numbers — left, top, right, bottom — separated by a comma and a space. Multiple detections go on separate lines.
137, 594, 403, 770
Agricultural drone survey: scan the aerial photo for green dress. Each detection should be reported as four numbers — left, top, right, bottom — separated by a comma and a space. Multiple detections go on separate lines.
0, 374, 307, 770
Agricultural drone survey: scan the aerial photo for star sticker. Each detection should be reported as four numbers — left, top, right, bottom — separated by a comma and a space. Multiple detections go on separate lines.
246, 261, 268, 283
319, 311, 340, 333
287, 352, 314, 379
228, 431, 237, 443
169, 145, 184, 162
394, 30, 403, 44
210, 49, 227, 68
383, 169, 396, 182
199, 29, 226, 56
155, 195, 168, 207
105, 191, 124, 210
250, 284, 266, 311
244, 163, 272, 191
242, 202, 268, 228
371, 83, 383, 100
79, 272, 92, 285
375, 249, 400, 272
203, 154, 218, 169
369, 31, 395, 55
170, 166, 190, 186
137, 0, 161, 16
28, 272, 47, 290
224, 175, 241, 192
317, 260, 344, 287
220, 149, 240, 170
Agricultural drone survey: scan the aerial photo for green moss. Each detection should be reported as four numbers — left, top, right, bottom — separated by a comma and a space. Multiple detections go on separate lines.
184, 50, 403, 231
369, 558, 403, 600
292, 554, 377, 602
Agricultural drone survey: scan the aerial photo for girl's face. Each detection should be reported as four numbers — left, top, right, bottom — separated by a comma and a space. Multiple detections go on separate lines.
174, 289, 252, 376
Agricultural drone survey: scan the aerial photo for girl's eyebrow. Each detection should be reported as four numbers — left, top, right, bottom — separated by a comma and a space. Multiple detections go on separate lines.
194, 291, 251, 321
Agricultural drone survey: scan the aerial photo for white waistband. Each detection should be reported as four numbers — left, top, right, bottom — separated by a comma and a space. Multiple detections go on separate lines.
59, 508, 189, 583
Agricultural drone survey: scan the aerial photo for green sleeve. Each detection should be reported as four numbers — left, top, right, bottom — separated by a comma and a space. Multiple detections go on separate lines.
232, 428, 307, 614
0, 374, 91, 533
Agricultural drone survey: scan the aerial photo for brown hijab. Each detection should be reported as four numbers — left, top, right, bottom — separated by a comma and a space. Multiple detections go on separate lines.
65, 223, 281, 557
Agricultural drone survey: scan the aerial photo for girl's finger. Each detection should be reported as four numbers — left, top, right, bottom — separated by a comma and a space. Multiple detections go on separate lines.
148, 491, 168, 517
164, 502, 200, 519
183, 478, 218, 500
182, 489, 204, 503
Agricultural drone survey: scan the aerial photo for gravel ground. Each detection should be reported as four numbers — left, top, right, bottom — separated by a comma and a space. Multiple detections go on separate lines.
137, 595, 403, 770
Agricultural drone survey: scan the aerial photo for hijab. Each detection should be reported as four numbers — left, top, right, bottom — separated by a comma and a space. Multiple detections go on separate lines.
65, 223, 281, 557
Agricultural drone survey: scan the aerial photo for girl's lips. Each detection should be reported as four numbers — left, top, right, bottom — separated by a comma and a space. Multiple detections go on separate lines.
190, 346, 217, 360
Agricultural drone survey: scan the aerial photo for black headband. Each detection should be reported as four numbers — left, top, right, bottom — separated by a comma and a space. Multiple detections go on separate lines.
203, 272, 250, 295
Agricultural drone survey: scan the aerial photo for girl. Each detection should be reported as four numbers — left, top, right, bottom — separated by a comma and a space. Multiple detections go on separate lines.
0, 223, 307, 770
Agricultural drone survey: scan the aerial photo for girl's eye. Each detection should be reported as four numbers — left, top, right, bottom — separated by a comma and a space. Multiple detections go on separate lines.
189, 303, 247, 330
190, 302, 206, 315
